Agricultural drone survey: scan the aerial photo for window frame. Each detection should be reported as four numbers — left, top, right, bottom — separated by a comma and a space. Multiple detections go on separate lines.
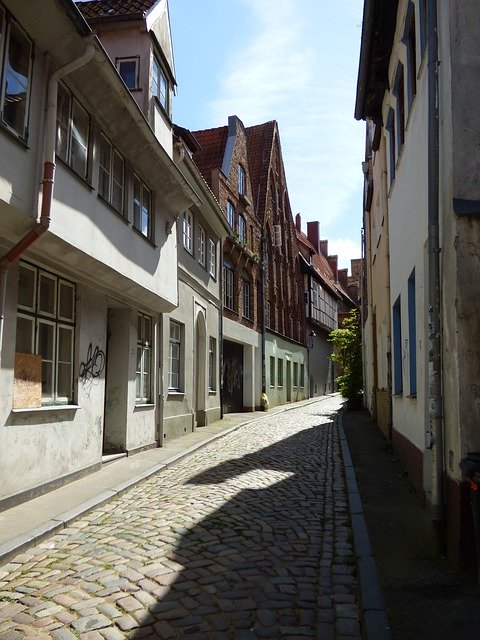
16, 261, 76, 406
242, 277, 251, 320
133, 173, 153, 240
238, 164, 246, 196
168, 320, 182, 392
116, 56, 139, 90
238, 214, 247, 244
98, 132, 125, 215
136, 312, 152, 404
408, 270, 417, 396
56, 83, 90, 180
392, 295, 403, 395
277, 358, 284, 388
226, 200, 235, 228
269, 356, 276, 387
223, 262, 235, 311
183, 210, 193, 254
208, 336, 216, 391
208, 239, 217, 278
0, 9, 34, 142
152, 55, 171, 117
198, 225, 206, 267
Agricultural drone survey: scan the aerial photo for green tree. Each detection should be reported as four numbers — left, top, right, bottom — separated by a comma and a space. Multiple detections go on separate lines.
329, 309, 363, 406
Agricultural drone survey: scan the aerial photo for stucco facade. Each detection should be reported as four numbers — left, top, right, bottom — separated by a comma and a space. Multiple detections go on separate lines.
356, 0, 480, 568
0, 0, 195, 506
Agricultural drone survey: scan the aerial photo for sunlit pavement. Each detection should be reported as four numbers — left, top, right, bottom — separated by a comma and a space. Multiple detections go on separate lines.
0, 396, 362, 639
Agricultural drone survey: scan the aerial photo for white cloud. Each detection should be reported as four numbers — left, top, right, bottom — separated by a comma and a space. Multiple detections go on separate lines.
328, 237, 362, 271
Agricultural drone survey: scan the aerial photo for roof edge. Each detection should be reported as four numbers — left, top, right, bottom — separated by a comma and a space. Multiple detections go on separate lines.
57, 0, 92, 36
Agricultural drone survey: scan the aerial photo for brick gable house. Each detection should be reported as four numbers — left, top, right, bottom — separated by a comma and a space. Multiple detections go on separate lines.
193, 116, 307, 412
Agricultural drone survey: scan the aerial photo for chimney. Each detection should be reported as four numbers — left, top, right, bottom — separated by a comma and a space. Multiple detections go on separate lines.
338, 268, 348, 289
328, 255, 338, 282
307, 221, 320, 254
295, 213, 302, 232
320, 240, 328, 257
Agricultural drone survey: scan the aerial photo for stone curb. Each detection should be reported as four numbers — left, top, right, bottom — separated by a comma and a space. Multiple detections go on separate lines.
338, 411, 392, 640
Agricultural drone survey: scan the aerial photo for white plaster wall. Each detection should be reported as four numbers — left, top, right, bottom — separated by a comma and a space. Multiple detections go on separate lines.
266, 333, 308, 407
386, 1, 430, 452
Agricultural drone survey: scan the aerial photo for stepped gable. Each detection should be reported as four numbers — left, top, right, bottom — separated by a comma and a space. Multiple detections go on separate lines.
246, 121, 276, 219
76, 0, 157, 20
191, 126, 228, 191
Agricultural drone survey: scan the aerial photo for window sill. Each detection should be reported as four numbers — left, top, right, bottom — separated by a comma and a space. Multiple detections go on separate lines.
168, 390, 184, 397
12, 404, 80, 414
0, 121, 30, 149
132, 225, 157, 248
98, 194, 129, 224
134, 403, 155, 409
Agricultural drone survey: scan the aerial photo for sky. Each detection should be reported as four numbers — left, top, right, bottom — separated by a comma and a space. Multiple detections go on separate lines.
169, 0, 366, 271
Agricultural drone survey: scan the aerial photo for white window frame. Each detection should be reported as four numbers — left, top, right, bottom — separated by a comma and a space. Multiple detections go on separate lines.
226, 201, 235, 228
169, 320, 182, 391
269, 356, 275, 387
136, 312, 152, 404
133, 173, 152, 239
183, 210, 193, 253
98, 133, 125, 214
16, 262, 76, 405
56, 83, 90, 179
208, 239, 216, 278
116, 56, 139, 90
0, 8, 34, 141
223, 263, 235, 311
198, 225, 206, 267
152, 55, 171, 116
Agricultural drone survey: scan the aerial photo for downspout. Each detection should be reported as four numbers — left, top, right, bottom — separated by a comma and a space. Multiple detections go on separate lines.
425, 0, 444, 547
0, 39, 95, 367
219, 241, 224, 419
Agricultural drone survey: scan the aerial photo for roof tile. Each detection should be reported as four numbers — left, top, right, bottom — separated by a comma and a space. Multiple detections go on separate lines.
76, 0, 156, 20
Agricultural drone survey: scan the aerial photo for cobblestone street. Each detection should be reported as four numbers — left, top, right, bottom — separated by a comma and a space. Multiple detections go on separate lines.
0, 396, 361, 640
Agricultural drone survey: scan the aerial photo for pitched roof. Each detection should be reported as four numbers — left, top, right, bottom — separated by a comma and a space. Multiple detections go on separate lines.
191, 126, 228, 191
245, 121, 276, 217
76, 0, 158, 21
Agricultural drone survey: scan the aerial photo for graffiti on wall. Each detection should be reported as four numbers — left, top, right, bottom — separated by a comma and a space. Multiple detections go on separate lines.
79, 343, 105, 384
223, 356, 241, 395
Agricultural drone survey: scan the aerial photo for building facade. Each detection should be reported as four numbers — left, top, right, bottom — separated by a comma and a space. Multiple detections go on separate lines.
0, 0, 196, 506
356, 0, 480, 569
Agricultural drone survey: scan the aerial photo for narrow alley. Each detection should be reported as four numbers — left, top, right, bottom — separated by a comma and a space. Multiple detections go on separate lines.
0, 396, 362, 639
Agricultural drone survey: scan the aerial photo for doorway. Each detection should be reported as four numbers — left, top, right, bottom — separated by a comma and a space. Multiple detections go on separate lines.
195, 311, 207, 426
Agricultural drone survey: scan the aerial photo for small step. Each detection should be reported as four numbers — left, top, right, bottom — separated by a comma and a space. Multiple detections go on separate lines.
102, 452, 127, 465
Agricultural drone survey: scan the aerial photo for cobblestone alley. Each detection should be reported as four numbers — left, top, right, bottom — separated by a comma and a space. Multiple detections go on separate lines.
0, 396, 362, 639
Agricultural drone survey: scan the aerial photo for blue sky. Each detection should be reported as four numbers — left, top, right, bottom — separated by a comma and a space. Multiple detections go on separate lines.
169, 0, 366, 271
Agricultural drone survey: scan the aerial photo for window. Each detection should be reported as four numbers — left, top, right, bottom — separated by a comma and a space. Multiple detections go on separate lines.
277, 358, 284, 387
238, 164, 245, 195
226, 201, 235, 228
133, 173, 152, 239
293, 362, 298, 387
98, 133, 125, 213
136, 312, 152, 404
198, 225, 206, 267
404, 3, 417, 109
270, 356, 275, 387
392, 296, 403, 395
209, 337, 216, 391
408, 270, 417, 395
386, 108, 396, 185
300, 364, 305, 388
238, 215, 246, 244
242, 277, 251, 319
56, 84, 90, 179
183, 210, 193, 253
169, 320, 182, 391
117, 57, 138, 90
208, 239, 216, 278
16, 262, 75, 405
152, 56, 171, 116
394, 64, 405, 150
223, 263, 234, 310
0, 9, 33, 140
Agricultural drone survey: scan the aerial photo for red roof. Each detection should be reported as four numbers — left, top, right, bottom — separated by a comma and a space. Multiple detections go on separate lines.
191, 126, 228, 191
76, 0, 157, 20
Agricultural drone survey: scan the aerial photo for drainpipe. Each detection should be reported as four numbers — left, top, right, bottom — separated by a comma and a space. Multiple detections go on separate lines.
425, 0, 444, 549
0, 40, 95, 367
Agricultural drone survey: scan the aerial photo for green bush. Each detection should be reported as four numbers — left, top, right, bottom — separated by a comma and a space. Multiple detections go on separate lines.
329, 309, 363, 405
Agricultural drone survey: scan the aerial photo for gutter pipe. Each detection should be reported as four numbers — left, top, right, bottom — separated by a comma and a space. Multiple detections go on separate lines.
0, 39, 95, 367
426, 0, 445, 546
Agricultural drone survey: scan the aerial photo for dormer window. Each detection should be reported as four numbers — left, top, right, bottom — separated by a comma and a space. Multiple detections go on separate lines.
117, 57, 139, 90
152, 56, 170, 116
